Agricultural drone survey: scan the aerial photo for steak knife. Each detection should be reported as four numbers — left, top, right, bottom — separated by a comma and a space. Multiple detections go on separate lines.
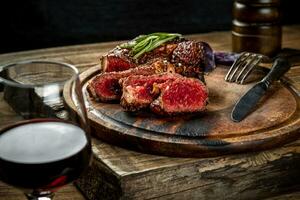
231, 57, 291, 122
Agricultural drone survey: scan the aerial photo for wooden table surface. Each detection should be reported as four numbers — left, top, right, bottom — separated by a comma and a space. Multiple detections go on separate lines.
0, 25, 300, 199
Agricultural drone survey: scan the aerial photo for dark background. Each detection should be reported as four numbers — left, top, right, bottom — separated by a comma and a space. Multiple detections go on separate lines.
1, 0, 299, 54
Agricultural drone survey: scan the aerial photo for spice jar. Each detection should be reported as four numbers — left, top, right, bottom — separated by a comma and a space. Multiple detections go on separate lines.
232, 0, 282, 57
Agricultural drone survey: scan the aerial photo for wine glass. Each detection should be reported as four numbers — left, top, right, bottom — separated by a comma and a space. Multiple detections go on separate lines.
0, 60, 92, 200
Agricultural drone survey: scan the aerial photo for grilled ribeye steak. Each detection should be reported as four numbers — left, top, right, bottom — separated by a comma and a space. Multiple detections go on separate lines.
88, 59, 176, 102
101, 34, 214, 77
150, 78, 208, 116
120, 73, 182, 112
89, 33, 211, 116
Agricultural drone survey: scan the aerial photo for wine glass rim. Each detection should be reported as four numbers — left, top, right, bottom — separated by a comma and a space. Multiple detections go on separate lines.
0, 60, 79, 88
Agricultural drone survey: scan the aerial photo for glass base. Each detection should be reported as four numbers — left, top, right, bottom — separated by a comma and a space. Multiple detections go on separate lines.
25, 191, 54, 200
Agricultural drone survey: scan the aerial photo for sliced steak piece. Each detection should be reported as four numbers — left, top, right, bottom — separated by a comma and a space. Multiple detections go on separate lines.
88, 67, 155, 102
101, 47, 136, 72
88, 73, 123, 102
150, 78, 208, 116
120, 73, 182, 112
88, 59, 176, 102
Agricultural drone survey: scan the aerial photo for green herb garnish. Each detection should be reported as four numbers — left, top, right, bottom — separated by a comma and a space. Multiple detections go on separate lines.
119, 32, 182, 59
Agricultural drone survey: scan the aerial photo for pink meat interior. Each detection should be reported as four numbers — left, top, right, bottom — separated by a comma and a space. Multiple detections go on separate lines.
161, 81, 207, 112
106, 56, 132, 72
94, 77, 120, 97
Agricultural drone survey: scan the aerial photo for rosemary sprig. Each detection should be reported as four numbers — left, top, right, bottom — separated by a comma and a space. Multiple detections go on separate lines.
119, 32, 182, 59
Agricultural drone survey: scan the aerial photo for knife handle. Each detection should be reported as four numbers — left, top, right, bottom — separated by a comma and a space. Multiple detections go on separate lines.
0, 80, 3, 92
262, 57, 291, 86
0, 67, 4, 92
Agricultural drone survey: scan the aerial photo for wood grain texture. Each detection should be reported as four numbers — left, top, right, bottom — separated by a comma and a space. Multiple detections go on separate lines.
1, 25, 300, 200
76, 139, 300, 200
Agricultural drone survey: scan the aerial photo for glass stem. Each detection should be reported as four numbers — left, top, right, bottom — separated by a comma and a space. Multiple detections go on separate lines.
25, 191, 54, 200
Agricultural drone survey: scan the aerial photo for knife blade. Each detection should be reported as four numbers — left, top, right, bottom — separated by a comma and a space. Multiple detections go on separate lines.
231, 57, 291, 122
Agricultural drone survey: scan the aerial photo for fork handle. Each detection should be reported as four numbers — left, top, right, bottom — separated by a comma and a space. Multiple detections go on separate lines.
261, 57, 291, 86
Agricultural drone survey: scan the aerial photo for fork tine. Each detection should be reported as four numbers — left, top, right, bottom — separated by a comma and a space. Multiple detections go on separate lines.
235, 54, 262, 83
225, 52, 250, 82
224, 52, 246, 81
225, 52, 264, 84
239, 55, 263, 84
229, 55, 251, 81
235, 53, 256, 81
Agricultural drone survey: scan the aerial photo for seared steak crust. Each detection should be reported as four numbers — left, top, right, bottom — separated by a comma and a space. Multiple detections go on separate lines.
138, 40, 181, 64
172, 40, 203, 66
101, 41, 179, 73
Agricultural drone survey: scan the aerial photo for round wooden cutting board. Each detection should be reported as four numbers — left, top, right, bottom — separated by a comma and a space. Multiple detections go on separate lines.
64, 65, 300, 157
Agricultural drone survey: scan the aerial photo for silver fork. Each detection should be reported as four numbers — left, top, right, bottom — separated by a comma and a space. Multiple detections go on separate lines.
225, 52, 266, 84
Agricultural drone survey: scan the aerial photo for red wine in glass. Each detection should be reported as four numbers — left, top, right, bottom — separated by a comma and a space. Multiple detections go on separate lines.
0, 60, 92, 199
0, 119, 91, 197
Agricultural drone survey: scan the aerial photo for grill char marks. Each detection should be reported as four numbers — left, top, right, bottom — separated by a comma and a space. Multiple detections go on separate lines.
172, 40, 203, 66
171, 40, 215, 77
